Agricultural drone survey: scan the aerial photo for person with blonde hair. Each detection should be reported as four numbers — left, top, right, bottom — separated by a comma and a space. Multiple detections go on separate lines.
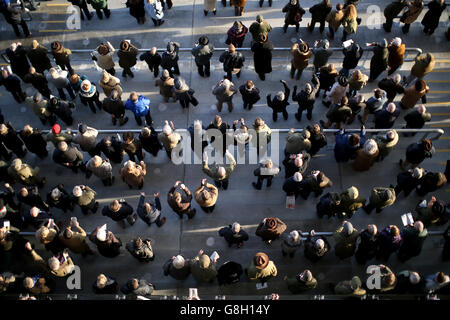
35, 220, 64, 254
120, 160, 147, 189
341, 4, 357, 41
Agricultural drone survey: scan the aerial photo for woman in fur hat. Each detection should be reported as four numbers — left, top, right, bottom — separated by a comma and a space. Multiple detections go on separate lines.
92, 41, 116, 75
50, 41, 74, 75
290, 40, 311, 80
118, 40, 139, 78
226, 21, 248, 48
255, 217, 287, 244
99, 71, 122, 97
79, 80, 103, 113
126, 0, 146, 24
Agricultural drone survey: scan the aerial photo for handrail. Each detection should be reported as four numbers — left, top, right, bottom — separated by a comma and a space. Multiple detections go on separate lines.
40, 128, 445, 140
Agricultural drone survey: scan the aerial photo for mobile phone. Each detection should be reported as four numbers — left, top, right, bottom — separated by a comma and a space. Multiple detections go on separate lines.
3, 220, 10, 230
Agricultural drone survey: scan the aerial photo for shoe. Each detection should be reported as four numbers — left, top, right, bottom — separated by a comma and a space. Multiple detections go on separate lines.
25, 33, 33, 38
306, 113, 312, 120
252, 182, 261, 190
204, 10, 208, 16
119, 117, 129, 126
129, 71, 134, 78
362, 206, 371, 214
158, 217, 166, 227
294, 113, 302, 122
159, 20, 164, 26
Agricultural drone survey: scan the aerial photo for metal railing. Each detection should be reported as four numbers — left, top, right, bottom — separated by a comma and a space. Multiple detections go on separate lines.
40, 128, 445, 140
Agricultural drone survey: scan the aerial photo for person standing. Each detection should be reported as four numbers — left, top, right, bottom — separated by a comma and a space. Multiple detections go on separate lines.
392, 167, 425, 197
383, 0, 407, 32
292, 74, 320, 121
226, 21, 248, 48
285, 270, 317, 293
255, 217, 287, 244
308, 0, 332, 33
191, 36, 214, 78
387, 37, 405, 75
341, 4, 358, 41
400, 80, 429, 110
202, 150, 236, 190
120, 160, 146, 189
163, 255, 191, 280
376, 225, 403, 261
239, 80, 260, 110
398, 221, 428, 262
173, 77, 197, 109
231, 0, 246, 16
405, 52, 435, 86
46, 97, 74, 126
400, 0, 424, 34
373, 129, 399, 160
355, 224, 378, 264
212, 79, 237, 112
404, 104, 431, 132
194, 178, 218, 213
334, 221, 359, 259
363, 186, 396, 214
0, 123, 27, 159
421, 0, 446, 35
367, 39, 388, 82
378, 74, 404, 102
190, 250, 218, 283
118, 40, 139, 78
281, 230, 303, 257
338, 186, 365, 218
88, 0, 111, 19
19, 125, 48, 159
267, 80, 290, 121
326, 3, 344, 40
126, 0, 146, 24
46, 68, 75, 101
144, 0, 164, 26
71, 185, 99, 215
167, 181, 196, 219
98, 71, 122, 97
102, 199, 136, 228
399, 138, 434, 170
5, 42, 30, 80
26, 41, 52, 74
79, 80, 103, 113
0, 69, 25, 103
290, 41, 312, 80
139, 126, 162, 157
50, 42, 74, 75
92, 42, 115, 75
125, 92, 152, 126
340, 40, 363, 78
73, 123, 99, 157
204, 0, 217, 16
218, 222, 249, 248
2, 2, 31, 38
23, 68, 52, 99
89, 226, 122, 258
251, 33, 273, 81
154, 70, 175, 102
352, 139, 379, 171
140, 47, 161, 78
157, 121, 181, 159
86, 155, 114, 186
161, 41, 181, 77
246, 252, 277, 283
67, 0, 93, 20
282, 0, 305, 33
52, 141, 85, 173
219, 44, 245, 81
122, 131, 144, 163
137, 192, 166, 227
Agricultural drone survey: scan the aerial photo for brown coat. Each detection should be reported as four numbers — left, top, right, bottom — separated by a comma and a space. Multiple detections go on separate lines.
326, 9, 344, 30
291, 44, 312, 70
400, 84, 429, 109
120, 162, 146, 188
411, 53, 435, 78
353, 149, 379, 171
231, 0, 246, 7
58, 226, 92, 254
388, 44, 406, 69
402, 0, 424, 24
167, 186, 192, 213
99, 75, 122, 97
255, 218, 287, 241
194, 183, 218, 208
155, 77, 175, 100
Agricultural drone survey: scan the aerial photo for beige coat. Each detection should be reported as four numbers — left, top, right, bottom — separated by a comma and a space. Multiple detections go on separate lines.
158, 132, 181, 153
25, 97, 51, 120
326, 9, 344, 30
7, 164, 41, 185
194, 183, 218, 207
58, 226, 92, 254
99, 75, 122, 97
155, 77, 175, 100
291, 44, 312, 70
400, 84, 429, 109
73, 127, 98, 152
120, 162, 146, 188
247, 260, 277, 281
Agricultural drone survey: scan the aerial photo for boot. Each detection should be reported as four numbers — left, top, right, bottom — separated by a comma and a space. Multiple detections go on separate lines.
119, 116, 129, 126
259, 0, 263, 7
187, 208, 197, 219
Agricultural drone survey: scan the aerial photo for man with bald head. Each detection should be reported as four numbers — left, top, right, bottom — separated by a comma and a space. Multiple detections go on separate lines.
202, 150, 236, 190
140, 47, 162, 78
27, 40, 52, 74
52, 141, 85, 173
398, 220, 428, 262
219, 44, 245, 81
167, 180, 196, 219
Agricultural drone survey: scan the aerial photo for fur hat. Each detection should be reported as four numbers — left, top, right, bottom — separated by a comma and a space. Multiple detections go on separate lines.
421, 139, 433, 152
343, 221, 354, 235
364, 139, 378, 155
264, 217, 278, 230
72, 186, 82, 197
315, 238, 325, 250
299, 43, 308, 53
392, 37, 402, 47
347, 186, 359, 199
293, 172, 303, 182
173, 255, 185, 269
199, 254, 211, 269
52, 124, 61, 135
78, 123, 87, 134
98, 44, 109, 55
253, 252, 269, 269
256, 15, 263, 23
412, 167, 424, 179
120, 40, 130, 51
51, 41, 62, 52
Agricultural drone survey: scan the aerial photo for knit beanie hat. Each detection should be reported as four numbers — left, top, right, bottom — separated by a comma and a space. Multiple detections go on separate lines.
52, 124, 61, 135
173, 255, 185, 269
343, 221, 354, 235
392, 37, 402, 47
386, 130, 396, 140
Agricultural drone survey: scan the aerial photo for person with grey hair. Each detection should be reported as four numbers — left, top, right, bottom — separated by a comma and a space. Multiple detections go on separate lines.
203, 150, 236, 190
363, 186, 396, 214
218, 222, 249, 248
26, 242, 75, 277
353, 139, 379, 171
367, 39, 388, 82
46, 67, 76, 101
378, 74, 404, 103
374, 129, 399, 161
52, 141, 85, 173
89, 225, 122, 258
140, 47, 162, 78
158, 120, 181, 159
86, 155, 113, 186
355, 224, 379, 264
394, 270, 424, 293
334, 221, 359, 260
285, 269, 318, 293
212, 78, 237, 112
163, 254, 191, 280
0, 68, 25, 103
121, 278, 154, 296
137, 191, 166, 227
191, 36, 214, 77
398, 220, 428, 262
126, 236, 154, 262
252, 158, 280, 190
267, 80, 290, 121
71, 185, 99, 215
311, 39, 332, 72
281, 230, 303, 257
304, 229, 330, 262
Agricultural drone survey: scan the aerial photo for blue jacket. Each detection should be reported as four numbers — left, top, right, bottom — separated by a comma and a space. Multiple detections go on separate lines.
125, 95, 150, 116
334, 128, 366, 162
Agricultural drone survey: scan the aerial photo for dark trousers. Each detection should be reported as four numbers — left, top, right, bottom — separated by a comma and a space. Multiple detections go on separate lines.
295, 106, 313, 121
394, 184, 414, 197
80, 199, 98, 215
200, 205, 215, 213
179, 99, 191, 109
9, 89, 26, 103
290, 64, 303, 80
272, 109, 288, 121
309, 19, 326, 33
225, 69, 241, 81
423, 26, 436, 35
176, 206, 196, 219
57, 85, 75, 101
342, 30, 349, 41
95, 7, 111, 19
151, 18, 164, 26
402, 23, 411, 34
36, 85, 52, 99
196, 61, 211, 77
84, 95, 103, 113
328, 26, 335, 38
105, 67, 115, 76
134, 111, 153, 126
243, 100, 254, 110
77, 3, 91, 20
254, 176, 273, 189
147, 64, 160, 77
58, 62, 74, 75
11, 19, 31, 37
122, 67, 134, 77
383, 18, 394, 32
259, 0, 272, 6
162, 0, 173, 9
283, 23, 299, 33
214, 179, 229, 190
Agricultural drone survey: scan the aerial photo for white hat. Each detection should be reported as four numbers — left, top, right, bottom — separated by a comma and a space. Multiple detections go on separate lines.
162, 124, 172, 135
347, 186, 359, 199
173, 255, 185, 269
364, 139, 378, 155
293, 172, 303, 182
81, 80, 92, 92
96, 228, 107, 242
72, 186, 82, 197
315, 238, 325, 250
232, 222, 241, 233
289, 230, 300, 241
392, 37, 402, 47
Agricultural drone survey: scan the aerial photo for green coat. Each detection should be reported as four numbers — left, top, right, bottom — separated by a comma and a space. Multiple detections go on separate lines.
374, 130, 399, 158
249, 21, 272, 41
286, 277, 317, 294
89, 0, 108, 10
369, 187, 396, 209
72, 186, 96, 207
247, 260, 277, 281
342, 17, 357, 34
334, 226, 359, 259
202, 153, 236, 181
190, 254, 217, 283
339, 192, 366, 214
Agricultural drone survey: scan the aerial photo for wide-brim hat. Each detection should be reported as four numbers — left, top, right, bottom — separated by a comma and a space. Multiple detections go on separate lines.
253, 252, 269, 269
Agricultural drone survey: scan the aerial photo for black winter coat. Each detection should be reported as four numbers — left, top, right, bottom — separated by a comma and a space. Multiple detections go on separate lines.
217, 261, 243, 285
5, 46, 30, 79
126, 0, 145, 18
102, 96, 125, 118
47, 99, 74, 125
309, 1, 332, 21
239, 85, 260, 104
95, 137, 123, 163
374, 108, 400, 129
355, 230, 379, 264
405, 142, 434, 164
19, 130, 47, 156
316, 192, 341, 218
139, 51, 162, 69
52, 146, 83, 166
421, 0, 447, 30
23, 72, 49, 92
404, 110, 431, 129
219, 51, 245, 72
370, 45, 388, 79
218, 225, 249, 245
0, 74, 22, 92
342, 44, 363, 70
0, 123, 24, 152
139, 129, 162, 156
307, 125, 327, 156
378, 77, 404, 101
292, 75, 320, 111
282, 177, 310, 198
396, 170, 423, 194
251, 41, 273, 75
102, 202, 134, 221
267, 82, 290, 113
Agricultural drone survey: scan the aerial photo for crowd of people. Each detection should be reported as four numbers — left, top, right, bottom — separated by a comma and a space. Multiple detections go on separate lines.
0, 0, 449, 300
